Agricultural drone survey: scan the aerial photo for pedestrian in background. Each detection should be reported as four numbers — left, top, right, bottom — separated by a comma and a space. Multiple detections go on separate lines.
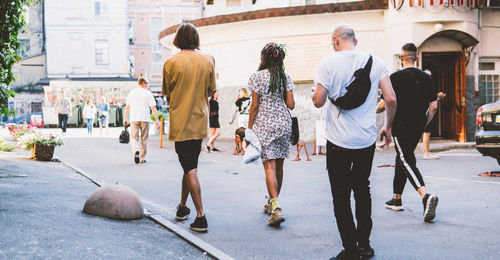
54, 91, 71, 133
82, 99, 96, 135
377, 43, 439, 222
124, 77, 160, 164
229, 88, 251, 128
97, 96, 109, 136
206, 90, 220, 152
247, 42, 295, 227
162, 23, 215, 232
313, 24, 396, 260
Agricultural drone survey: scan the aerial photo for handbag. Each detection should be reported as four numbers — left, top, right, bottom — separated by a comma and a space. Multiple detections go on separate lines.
290, 116, 299, 145
119, 125, 130, 144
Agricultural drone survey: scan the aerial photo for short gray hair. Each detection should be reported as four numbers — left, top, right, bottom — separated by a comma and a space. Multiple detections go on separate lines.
333, 23, 356, 42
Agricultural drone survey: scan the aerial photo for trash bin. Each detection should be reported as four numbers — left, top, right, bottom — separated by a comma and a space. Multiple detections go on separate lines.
108, 106, 117, 127
67, 106, 81, 127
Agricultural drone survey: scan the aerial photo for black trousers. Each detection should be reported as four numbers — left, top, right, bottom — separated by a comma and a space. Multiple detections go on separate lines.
58, 114, 68, 133
327, 141, 375, 254
392, 135, 426, 195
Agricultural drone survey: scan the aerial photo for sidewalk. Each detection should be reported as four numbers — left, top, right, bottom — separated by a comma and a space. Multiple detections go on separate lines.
0, 152, 208, 259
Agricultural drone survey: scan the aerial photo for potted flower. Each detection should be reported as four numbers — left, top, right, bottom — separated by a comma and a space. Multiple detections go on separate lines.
17, 131, 64, 161
8, 124, 37, 141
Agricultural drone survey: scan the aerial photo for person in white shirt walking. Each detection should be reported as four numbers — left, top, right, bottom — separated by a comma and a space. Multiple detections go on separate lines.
124, 77, 160, 164
82, 99, 96, 135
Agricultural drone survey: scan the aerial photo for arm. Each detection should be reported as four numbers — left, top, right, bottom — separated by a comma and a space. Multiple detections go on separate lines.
425, 100, 438, 127
376, 100, 385, 113
285, 90, 295, 110
124, 104, 130, 126
162, 63, 171, 103
312, 83, 328, 108
378, 76, 397, 147
150, 106, 160, 128
247, 92, 260, 129
229, 108, 237, 125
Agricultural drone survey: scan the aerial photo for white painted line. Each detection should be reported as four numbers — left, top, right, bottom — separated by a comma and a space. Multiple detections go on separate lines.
435, 153, 481, 157
472, 180, 500, 185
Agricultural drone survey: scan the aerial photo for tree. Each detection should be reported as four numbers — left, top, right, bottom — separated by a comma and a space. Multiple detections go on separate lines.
0, 0, 34, 116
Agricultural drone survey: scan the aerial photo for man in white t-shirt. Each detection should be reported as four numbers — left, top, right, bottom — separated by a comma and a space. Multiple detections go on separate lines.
312, 24, 397, 260
124, 77, 160, 164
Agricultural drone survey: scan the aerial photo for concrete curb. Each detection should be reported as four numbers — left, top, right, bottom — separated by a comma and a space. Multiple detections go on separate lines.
59, 158, 234, 260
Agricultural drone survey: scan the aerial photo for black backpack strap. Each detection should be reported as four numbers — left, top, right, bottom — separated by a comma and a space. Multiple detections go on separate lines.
364, 55, 373, 74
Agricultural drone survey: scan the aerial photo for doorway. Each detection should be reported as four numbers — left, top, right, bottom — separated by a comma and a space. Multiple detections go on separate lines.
422, 52, 466, 141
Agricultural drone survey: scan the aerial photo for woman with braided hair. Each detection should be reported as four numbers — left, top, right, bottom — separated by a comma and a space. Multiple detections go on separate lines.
248, 42, 295, 227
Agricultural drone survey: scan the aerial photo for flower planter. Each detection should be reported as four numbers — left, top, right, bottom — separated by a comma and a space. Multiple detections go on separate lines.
31, 143, 55, 161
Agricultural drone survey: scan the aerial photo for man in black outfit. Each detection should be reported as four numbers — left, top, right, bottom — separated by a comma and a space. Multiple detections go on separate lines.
377, 43, 439, 222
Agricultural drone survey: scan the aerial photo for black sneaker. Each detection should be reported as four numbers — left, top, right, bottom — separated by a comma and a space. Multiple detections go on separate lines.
423, 193, 438, 222
358, 245, 375, 259
134, 151, 140, 164
206, 145, 211, 153
385, 197, 403, 211
330, 250, 360, 260
190, 215, 208, 232
175, 205, 190, 221
212, 147, 220, 152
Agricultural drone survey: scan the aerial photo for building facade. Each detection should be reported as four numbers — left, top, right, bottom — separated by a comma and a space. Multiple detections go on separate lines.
6, 0, 46, 124
43, 0, 136, 126
160, 0, 500, 142
128, 0, 201, 92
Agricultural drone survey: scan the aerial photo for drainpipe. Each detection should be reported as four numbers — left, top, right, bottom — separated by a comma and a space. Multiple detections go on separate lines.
41, 0, 47, 77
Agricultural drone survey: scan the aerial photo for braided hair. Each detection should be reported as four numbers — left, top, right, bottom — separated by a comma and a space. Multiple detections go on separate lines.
258, 43, 287, 99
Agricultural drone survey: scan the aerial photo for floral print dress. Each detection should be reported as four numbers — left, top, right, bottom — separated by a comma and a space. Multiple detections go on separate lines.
248, 69, 294, 161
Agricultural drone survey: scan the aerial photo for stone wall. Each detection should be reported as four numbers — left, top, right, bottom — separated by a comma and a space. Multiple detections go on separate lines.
466, 75, 480, 141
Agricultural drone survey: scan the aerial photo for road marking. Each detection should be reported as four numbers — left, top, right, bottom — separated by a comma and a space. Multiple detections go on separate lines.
427, 176, 500, 185
435, 153, 481, 157
472, 180, 500, 185
59, 157, 233, 260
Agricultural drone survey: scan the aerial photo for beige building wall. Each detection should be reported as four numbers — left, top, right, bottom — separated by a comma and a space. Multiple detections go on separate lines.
160, 4, 500, 141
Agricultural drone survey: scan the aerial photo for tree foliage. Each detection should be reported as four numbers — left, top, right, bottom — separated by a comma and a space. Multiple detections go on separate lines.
0, 0, 34, 116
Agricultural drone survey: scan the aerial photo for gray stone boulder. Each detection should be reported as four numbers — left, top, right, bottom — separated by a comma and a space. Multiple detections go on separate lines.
83, 184, 144, 220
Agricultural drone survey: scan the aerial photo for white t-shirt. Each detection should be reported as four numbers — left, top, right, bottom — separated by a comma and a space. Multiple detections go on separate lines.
314, 50, 389, 149
126, 87, 156, 122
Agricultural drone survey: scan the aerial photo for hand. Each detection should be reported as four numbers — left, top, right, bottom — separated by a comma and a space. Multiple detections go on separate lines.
379, 127, 392, 148
229, 122, 232, 125
124, 120, 128, 127
155, 120, 160, 129
437, 92, 446, 100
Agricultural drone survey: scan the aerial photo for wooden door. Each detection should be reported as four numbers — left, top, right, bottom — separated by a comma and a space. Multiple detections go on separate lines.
422, 52, 466, 141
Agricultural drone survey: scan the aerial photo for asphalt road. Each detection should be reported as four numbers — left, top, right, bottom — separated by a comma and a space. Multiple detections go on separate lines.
49, 133, 500, 260
0, 153, 209, 260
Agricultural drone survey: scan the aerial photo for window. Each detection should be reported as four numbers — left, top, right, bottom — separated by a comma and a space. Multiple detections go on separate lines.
95, 0, 107, 17
480, 62, 495, 71
151, 18, 163, 74
23, 6, 29, 24
95, 40, 109, 65
128, 18, 135, 45
479, 60, 500, 104
19, 39, 30, 58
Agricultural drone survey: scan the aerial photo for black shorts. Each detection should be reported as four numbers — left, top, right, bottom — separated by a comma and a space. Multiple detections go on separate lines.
175, 139, 202, 174
209, 116, 220, 128
424, 116, 437, 133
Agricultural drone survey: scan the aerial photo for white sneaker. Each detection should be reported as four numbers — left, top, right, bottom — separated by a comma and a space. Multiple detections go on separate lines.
423, 153, 439, 160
